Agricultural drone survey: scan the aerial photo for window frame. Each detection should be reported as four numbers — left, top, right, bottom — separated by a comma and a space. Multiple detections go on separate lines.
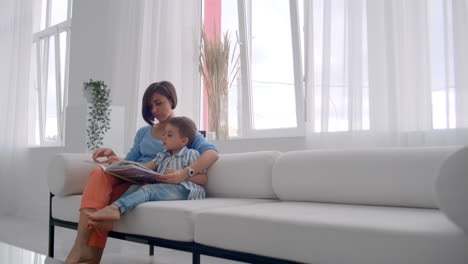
32, 0, 72, 146
233, 0, 304, 139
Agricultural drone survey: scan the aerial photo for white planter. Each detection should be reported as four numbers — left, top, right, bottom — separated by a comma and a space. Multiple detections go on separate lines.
83, 85, 94, 103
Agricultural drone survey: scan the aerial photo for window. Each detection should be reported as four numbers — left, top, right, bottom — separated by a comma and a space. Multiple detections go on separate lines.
250, 0, 297, 130
429, 0, 456, 129
206, 0, 304, 138
221, 0, 240, 137
31, 0, 72, 145
207, 0, 466, 141
306, 0, 460, 133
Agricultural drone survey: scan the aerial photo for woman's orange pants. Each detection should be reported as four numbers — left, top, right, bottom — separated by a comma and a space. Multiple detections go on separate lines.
80, 167, 132, 248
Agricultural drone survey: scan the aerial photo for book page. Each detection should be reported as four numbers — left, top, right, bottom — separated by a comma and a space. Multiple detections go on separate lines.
84, 160, 161, 184
104, 161, 162, 184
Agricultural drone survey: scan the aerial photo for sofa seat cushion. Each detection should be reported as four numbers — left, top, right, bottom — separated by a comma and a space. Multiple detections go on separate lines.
52, 195, 277, 242
195, 202, 468, 264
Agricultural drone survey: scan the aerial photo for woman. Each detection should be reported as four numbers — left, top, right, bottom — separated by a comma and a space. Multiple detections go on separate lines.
65, 81, 218, 264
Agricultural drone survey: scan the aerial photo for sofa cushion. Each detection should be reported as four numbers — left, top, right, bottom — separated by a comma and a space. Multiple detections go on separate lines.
272, 147, 458, 208
435, 146, 468, 233
195, 202, 468, 264
205, 151, 281, 199
51, 195, 82, 222
52, 195, 277, 242
48, 153, 96, 197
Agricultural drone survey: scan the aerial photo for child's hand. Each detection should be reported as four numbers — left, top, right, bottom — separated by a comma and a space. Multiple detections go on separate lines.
157, 168, 187, 184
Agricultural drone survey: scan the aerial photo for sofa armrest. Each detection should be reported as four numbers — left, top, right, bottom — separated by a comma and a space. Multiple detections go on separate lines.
48, 153, 97, 197
435, 146, 468, 234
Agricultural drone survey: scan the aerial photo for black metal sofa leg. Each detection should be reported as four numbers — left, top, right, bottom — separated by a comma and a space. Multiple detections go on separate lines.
48, 220, 55, 257
49, 192, 55, 258
193, 252, 200, 264
149, 245, 154, 256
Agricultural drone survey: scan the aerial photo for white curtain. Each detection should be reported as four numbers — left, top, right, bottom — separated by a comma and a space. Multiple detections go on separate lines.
135, 0, 202, 130
305, 0, 468, 148
0, 0, 34, 215
104, 0, 202, 152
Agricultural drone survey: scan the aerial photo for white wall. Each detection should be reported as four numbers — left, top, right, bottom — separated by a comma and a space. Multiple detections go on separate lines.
65, 0, 124, 153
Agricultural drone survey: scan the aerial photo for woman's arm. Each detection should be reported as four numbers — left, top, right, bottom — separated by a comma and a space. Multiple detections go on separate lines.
186, 149, 218, 176
186, 173, 208, 185
95, 127, 150, 163
125, 127, 148, 162
185, 132, 219, 174
157, 149, 218, 184
141, 161, 157, 171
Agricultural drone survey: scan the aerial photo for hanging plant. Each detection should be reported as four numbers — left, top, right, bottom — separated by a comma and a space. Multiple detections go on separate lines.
83, 79, 111, 152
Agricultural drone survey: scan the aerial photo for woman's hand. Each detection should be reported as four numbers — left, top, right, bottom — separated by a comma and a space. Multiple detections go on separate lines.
157, 168, 188, 184
107, 156, 123, 164
92, 148, 116, 163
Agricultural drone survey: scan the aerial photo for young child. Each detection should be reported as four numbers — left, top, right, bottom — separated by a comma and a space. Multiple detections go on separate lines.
86, 116, 205, 224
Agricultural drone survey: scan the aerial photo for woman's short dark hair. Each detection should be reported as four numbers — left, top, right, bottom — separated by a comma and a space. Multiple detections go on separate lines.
168, 116, 197, 144
142, 81, 178, 125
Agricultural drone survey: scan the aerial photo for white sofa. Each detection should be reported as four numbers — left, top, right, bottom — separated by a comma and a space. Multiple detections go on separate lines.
48, 146, 468, 264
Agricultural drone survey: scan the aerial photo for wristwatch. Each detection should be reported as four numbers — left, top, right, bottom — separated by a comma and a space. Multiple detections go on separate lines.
187, 166, 195, 177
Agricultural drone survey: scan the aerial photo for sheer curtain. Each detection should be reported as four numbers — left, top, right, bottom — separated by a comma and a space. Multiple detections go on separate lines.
103, 0, 202, 152
304, 0, 468, 148
0, 0, 34, 215
135, 0, 202, 133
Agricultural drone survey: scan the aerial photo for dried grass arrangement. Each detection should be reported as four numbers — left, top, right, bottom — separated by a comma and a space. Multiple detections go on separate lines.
199, 28, 239, 140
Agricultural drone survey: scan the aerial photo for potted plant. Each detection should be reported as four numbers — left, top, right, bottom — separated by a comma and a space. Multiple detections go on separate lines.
83, 79, 111, 152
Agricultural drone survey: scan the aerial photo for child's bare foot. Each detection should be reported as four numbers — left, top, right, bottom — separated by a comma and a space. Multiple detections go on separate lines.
87, 219, 114, 232
86, 204, 121, 221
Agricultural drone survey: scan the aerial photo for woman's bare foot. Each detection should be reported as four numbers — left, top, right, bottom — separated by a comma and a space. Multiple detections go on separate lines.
65, 209, 96, 264
87, 219, 114, 232
86, 204, 121, 221
65, 243, 94, 264
65, 245, 103, 264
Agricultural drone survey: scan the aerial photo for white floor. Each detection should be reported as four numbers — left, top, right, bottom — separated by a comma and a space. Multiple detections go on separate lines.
0, 216, 242, 264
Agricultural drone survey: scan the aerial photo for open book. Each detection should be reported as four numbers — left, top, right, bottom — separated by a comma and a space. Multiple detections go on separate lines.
90, 160, 162, 184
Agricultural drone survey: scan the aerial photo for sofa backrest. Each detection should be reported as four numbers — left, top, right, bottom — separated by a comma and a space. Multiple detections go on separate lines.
272, 146, 459, 208
205, 151, 281, 199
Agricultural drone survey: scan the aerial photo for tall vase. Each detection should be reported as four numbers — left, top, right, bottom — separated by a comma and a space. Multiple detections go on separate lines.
217, 92, 228, 140
208, 88, 229, 140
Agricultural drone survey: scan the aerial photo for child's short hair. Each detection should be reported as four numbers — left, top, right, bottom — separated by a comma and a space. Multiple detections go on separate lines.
168, 117, 197, 144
